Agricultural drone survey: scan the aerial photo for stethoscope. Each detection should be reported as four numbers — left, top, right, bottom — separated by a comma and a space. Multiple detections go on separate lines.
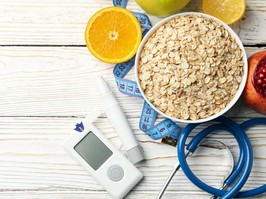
157, 117, 266, 199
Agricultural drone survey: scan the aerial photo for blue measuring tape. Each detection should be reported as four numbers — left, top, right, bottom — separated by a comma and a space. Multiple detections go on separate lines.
112, 0, 181, 146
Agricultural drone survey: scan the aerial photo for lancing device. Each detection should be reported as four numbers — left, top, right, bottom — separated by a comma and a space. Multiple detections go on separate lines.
96, 76, 144, 164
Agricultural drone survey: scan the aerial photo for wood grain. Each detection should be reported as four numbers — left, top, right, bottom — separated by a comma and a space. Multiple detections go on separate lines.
0, 117, 265, 198
0, 46, 265, 117
0, 0, 266, 198
0, 0, 265, 45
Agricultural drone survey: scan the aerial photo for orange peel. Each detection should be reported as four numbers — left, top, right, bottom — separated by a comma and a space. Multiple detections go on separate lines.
85, 6, 142, 64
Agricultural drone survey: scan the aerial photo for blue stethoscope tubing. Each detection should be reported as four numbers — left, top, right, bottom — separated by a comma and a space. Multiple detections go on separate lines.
178, 116, 253, 199
186, 123, 245, 189
178, 117, 266, 198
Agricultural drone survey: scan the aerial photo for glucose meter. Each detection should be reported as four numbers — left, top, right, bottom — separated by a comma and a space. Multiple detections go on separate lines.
64, 119, 143, 199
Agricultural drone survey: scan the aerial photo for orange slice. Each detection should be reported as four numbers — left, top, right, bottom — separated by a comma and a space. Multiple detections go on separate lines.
85, 6, 142, 64
202, 0, 246, 25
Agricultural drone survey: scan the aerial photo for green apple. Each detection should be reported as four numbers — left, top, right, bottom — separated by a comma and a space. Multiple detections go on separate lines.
135, 0, 190, 17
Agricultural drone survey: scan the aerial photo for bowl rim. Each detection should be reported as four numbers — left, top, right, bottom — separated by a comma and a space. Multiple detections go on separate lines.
135, 12, 248, 124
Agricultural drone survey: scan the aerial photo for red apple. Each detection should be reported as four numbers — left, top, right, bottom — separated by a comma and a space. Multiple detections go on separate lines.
242, 50, 266, 114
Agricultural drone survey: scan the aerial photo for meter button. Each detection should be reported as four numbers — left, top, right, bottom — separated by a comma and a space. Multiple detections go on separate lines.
108, 165, 124, 182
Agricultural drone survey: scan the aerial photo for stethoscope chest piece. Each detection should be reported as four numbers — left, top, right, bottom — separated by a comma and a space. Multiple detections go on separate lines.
157, 139, 235, 199
157, 117, 266, 199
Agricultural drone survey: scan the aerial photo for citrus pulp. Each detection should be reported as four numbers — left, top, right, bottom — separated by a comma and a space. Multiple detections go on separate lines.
85, 6, 142, 64
203, 0, 246, 25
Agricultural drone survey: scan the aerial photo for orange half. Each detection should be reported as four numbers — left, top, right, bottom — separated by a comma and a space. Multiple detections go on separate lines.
85, 6, 142, 64
203, 0, 246, 25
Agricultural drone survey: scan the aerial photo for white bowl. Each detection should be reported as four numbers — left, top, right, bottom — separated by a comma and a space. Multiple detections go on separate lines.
135, 12, 248, 124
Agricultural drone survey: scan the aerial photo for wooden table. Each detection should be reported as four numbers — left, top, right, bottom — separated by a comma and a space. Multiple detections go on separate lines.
0, 0, 265, 198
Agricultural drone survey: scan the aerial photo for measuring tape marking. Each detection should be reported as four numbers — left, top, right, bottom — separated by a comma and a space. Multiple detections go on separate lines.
115, 77, 142, 97
113, 0, 127, 8
112, 0, 180, 144
113, 57, 143, 98
133, 12, 153, 30
139, 101, 181, 140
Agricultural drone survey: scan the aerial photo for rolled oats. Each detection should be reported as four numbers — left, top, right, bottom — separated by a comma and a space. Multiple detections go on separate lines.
138, 14, 244, 120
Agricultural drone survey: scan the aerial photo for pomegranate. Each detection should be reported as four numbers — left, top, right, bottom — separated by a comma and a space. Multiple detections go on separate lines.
242, 50, 266, 114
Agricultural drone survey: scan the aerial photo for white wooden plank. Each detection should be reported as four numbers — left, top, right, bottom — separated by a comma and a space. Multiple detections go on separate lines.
0, 0, 142, 45
0, 0, 265, 45
0, 117, 265, 198
0, 46, 265, 117
236, 1, 266, 45
0, 192, 209, 199
1, 192, 264, 199
0, 1, 265, 199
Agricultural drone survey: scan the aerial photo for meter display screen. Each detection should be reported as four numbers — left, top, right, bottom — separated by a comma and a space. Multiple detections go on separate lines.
74, 131, 113, 170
